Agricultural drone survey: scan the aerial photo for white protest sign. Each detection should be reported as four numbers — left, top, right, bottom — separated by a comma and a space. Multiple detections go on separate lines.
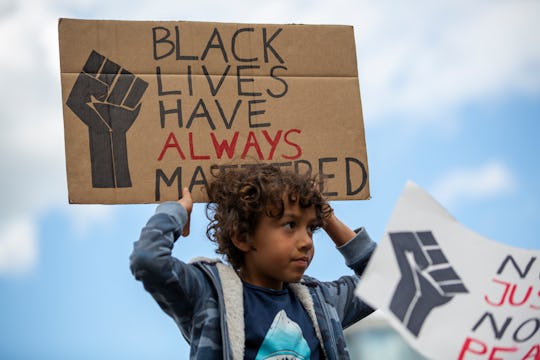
356, 181, 540, 360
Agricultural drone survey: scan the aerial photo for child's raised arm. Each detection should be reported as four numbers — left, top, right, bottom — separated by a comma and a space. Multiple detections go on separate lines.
323, 211, 356, 247
322, 205, 376, 278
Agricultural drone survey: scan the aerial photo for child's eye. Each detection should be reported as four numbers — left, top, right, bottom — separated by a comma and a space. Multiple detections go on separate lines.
307, 225, 320, 235
282, 221, 297, 231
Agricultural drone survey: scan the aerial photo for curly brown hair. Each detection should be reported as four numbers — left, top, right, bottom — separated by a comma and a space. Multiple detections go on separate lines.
205, 164, 332, 269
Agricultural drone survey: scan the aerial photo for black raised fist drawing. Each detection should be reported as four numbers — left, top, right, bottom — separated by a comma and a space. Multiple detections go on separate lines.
66, 50, 148, 188
389, 231, 468, 337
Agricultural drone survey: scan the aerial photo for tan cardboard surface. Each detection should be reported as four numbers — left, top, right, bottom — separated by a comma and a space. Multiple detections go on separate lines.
59, 19, 369, 203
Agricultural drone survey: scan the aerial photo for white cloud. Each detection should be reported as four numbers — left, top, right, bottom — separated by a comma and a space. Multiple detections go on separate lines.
67, 204, 115, 236
0, 0, 72, 274
0, 217, 37, 275
351, 0, 540, 125
430, 161, 516, 208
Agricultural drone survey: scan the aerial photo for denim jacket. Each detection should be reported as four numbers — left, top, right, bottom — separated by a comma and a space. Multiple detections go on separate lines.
130, 202, 376, 359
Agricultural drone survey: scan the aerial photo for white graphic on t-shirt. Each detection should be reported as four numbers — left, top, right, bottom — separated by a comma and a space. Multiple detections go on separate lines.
255, 309, 311, 360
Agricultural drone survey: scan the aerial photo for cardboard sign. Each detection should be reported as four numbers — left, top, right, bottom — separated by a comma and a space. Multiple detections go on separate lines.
58, 19, 369, 204
356, 182, 540, 360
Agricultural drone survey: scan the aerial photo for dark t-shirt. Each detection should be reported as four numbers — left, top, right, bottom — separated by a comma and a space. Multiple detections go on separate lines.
243, 282, 322, 360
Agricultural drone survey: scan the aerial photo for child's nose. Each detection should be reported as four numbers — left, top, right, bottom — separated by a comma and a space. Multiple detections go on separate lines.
298, 229, 313, 250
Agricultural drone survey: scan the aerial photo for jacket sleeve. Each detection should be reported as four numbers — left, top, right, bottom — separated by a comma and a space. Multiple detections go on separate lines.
319, 227, 377, 328
337, 227, 376, 277
130, 201, 209, 321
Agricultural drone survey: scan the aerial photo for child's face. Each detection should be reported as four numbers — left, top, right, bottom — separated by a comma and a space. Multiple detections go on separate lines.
239, 197, 318, 290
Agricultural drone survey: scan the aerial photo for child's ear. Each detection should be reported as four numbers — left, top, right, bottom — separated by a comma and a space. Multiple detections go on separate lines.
232, 233, 251, 252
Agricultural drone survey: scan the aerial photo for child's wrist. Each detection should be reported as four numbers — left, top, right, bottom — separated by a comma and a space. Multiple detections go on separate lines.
324, 213, 356, 247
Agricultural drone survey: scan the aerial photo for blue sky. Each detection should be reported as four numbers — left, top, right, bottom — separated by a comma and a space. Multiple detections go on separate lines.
1, 0, 539, 358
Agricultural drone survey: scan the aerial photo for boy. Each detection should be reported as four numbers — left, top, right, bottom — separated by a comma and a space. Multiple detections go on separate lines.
130, 165, 376, 359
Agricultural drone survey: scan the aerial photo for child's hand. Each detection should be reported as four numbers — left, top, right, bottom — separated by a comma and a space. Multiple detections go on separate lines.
323, 211, 356, 247
177, 187, 193, 237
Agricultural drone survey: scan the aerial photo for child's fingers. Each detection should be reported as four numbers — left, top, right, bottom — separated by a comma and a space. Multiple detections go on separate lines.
178, 187, 192, 237
182, 217, 191, 237
181, 187, 192, 202
178, 187, 193, 212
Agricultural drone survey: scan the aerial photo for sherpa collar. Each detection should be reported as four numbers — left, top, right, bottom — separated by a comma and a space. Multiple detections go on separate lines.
191, 258, 326, 360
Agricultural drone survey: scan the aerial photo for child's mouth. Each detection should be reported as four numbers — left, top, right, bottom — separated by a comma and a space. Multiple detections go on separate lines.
292, 257, 310, 267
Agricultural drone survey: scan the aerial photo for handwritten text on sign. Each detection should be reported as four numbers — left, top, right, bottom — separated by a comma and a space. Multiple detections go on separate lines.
355, 182, 539, 360
59, 20, 369, 203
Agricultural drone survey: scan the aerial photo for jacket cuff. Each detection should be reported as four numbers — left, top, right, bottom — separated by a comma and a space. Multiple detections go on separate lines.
337, 227, 376, 267
155, 201, 188, 229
